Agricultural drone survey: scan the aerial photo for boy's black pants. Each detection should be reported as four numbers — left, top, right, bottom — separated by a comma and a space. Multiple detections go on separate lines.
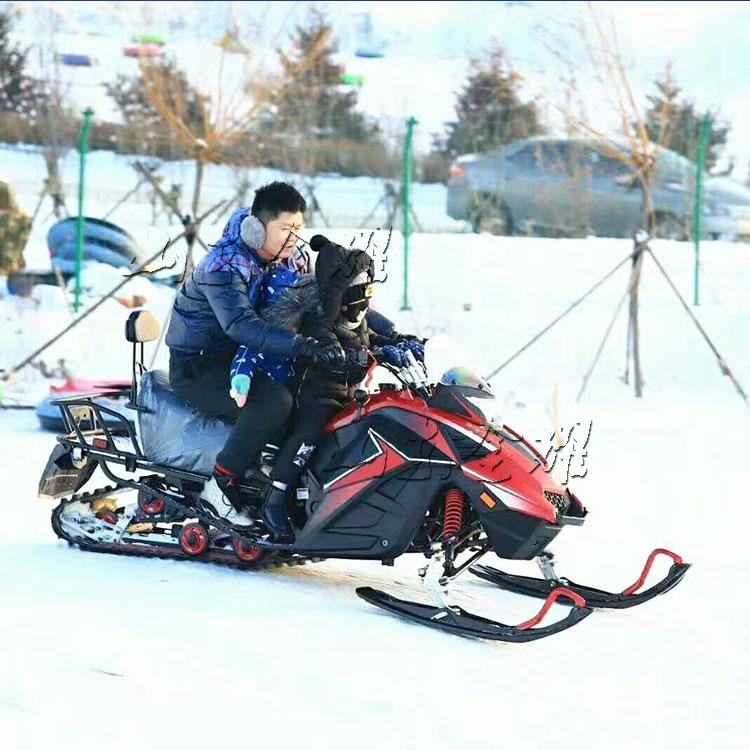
272, 369, 354, 487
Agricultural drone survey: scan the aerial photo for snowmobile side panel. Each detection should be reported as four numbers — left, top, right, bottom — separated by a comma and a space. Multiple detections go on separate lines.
455, 475, 562, 559
296, 462, 460, 558
341, 396, 562, 526
299, 410, 462, 557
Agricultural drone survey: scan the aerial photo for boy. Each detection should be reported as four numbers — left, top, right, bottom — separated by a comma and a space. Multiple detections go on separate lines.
229, 235, 424, 536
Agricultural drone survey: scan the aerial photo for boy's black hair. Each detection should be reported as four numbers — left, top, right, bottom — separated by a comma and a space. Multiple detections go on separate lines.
250, 182, 307, 225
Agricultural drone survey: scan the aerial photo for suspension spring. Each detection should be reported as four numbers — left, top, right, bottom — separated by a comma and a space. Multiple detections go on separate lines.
442, 488, 464, 540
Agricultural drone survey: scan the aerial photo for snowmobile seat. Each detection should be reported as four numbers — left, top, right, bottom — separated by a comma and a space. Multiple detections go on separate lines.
137, 369, 231, 475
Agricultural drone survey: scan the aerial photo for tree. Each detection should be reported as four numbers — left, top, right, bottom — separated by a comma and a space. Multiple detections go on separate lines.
439, 46, 544, 159
0, 9, 46, 117
263, 7, 384, 174
0, 179, 31, 275
104, 59, 208, 158
643, 66, 730, 172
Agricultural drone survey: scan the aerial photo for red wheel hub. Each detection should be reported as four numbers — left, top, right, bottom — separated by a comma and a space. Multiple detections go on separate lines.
98, 510, 118, 525
138, 489, 166, 515
180, 523, 209, 556
233, 537, 264, 563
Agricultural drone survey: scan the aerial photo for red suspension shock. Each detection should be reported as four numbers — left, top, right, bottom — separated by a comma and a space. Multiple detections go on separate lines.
442, 488, 465, 540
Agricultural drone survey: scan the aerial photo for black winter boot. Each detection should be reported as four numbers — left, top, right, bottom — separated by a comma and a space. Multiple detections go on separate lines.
261, 480, 293, 538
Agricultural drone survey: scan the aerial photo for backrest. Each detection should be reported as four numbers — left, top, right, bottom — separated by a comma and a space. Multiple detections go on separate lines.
125, 310, 160, 343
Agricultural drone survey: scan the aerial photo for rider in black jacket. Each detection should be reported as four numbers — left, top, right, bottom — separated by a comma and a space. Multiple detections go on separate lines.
260, 236, 423, 536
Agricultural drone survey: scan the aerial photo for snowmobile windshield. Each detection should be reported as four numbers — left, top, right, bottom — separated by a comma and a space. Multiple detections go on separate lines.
439, 367, 494, 399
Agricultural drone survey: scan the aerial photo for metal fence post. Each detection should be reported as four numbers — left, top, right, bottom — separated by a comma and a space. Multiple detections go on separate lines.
74, 107, 94, 313
693, 115, 711, 306
401, 116, 417, 311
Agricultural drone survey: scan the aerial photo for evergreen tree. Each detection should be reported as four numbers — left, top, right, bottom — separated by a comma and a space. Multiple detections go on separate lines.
440, 46, 543, 158
270, 8, 379, 143
0, 9, 46, 117
643, 68, 730, 172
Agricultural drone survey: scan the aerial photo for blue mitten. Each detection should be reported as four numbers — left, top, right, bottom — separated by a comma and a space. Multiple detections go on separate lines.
401, 339, 425, 362
381, 344, 409, 368
230, 373, 252, 407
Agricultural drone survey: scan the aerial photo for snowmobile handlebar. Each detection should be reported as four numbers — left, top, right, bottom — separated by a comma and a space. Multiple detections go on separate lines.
367, 347, 431, 397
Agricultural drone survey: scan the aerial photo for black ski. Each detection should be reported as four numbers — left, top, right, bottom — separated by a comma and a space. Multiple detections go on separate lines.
356, 585, 592, 642
471, 549, 690, 609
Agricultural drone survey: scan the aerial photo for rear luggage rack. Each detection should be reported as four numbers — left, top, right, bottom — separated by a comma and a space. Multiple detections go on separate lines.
54, 396, 144, 460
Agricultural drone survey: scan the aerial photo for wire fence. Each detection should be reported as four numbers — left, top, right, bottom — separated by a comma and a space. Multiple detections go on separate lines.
1, 139, 469, 234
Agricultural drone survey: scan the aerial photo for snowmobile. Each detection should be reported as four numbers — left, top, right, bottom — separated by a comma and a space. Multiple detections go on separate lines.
37, 310, 689, 642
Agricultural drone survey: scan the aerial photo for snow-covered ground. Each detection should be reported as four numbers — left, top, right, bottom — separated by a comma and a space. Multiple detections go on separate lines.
1, 235, 747, 747
2, 179, 749, 746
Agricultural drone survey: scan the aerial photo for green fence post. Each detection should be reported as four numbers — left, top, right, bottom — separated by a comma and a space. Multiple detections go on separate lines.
693, 115, 711, 306
401, 116, 417, 311
74, 107, 94, 313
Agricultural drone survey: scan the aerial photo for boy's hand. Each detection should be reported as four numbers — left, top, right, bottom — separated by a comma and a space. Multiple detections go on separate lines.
230, 373, 251, 408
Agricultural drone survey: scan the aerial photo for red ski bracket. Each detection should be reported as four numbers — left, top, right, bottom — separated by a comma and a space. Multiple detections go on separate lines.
517, 587, 587, 631
621, 548, 684, 596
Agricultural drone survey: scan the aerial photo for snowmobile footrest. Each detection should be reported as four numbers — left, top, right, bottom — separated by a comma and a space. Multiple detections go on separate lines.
471, 548, 690, 609
355, 586, 591, 642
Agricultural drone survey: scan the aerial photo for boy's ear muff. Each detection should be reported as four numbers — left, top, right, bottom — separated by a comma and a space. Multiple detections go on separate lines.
240, 214, 266, 251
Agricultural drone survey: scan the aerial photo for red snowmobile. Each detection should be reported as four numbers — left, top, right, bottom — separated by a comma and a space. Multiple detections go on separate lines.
38, 311, 689, 642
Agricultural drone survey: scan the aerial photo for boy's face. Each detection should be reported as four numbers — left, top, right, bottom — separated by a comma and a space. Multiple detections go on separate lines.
257, 210, 305, 262
340, 282, 374, 326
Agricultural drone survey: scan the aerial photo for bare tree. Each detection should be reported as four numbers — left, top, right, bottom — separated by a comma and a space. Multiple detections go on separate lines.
129, 19, 333, 272
538, 3, 688, 398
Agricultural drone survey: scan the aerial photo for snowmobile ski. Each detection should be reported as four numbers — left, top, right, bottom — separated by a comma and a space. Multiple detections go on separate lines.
471, 548, 690, 609
356, 585, 592, 642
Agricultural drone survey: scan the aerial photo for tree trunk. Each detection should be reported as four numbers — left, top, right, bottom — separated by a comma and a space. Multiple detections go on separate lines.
191, 158, 203, 218
186, 158, 204, 275
628, 249, 645, 397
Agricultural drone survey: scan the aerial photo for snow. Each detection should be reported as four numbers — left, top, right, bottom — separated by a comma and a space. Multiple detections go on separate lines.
2, 165, 749, 747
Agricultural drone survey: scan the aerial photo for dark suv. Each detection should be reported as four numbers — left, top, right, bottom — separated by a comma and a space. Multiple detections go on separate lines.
447, 137, 743, 240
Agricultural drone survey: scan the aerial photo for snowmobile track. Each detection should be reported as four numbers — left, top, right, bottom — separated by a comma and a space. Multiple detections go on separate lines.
51, 485, 321, 573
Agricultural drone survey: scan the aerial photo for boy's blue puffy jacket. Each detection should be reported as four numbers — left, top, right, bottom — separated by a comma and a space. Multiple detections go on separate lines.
165, 208, 308, 358
230, 264, 309, 384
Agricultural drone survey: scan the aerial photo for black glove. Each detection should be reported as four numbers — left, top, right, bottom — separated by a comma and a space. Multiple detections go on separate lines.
390, 331, 422, 343
293, 336, 346, 365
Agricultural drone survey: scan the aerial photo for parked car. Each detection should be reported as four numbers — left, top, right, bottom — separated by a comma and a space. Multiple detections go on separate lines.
702, 177, 750, 242
447, 137, 750, 241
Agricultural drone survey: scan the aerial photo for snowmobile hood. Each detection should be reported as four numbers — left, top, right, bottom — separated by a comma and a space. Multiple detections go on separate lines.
327, 389, 562, 523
